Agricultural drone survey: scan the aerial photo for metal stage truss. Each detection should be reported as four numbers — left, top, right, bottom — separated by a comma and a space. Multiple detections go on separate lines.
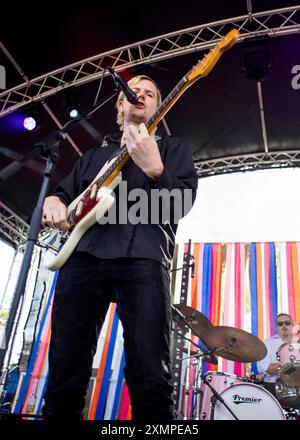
0, 202, 29, 248
1, 5, 300, 117
194, 151, 300, 177
0, 202, 49, 249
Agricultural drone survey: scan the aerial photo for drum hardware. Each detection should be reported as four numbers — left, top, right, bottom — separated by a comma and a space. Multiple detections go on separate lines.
283, 408, 300, 420
189, 351, 204, 420
275, 380, 300, 409
200, 373, 239, 420
283, 365, 297, 375
180, 347, 217, 364
277, 341, 300, 387
174, 329, 218, 365
244, 374, 263, 385
172, 307, 267, 363
171, 306, 278, 419
179, 349, 223, 419
181, 347, 199, 358
171, 305, 218, 419
173, 333, 217, 419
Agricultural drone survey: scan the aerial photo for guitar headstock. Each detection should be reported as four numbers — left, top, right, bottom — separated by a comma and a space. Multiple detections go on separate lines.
187, 29, 240, 82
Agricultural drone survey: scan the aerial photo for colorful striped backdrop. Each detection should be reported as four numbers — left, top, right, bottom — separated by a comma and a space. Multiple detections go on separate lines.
11, 242, 300, 419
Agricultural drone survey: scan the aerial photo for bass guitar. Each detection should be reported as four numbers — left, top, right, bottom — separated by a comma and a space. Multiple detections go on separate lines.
45, 28, 240, 271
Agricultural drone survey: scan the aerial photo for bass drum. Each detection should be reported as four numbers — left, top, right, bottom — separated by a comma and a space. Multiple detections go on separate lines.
213, 383, 285, 420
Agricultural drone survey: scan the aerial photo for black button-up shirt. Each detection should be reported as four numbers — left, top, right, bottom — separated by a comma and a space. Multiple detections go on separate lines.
53, 133, 198, 269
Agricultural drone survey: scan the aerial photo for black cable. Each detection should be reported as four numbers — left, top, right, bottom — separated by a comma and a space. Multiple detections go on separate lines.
93, 67, 107, 107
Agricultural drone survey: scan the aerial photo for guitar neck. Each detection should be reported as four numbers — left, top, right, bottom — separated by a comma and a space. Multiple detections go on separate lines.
94, 75, 192, 189
146, 76, 188, 133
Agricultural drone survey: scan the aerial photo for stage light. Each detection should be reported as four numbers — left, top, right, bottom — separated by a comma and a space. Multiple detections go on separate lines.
62, 89, 80, 119
21, 106, 41, 132
69, 108, 79, 118
23, 116, 37, 131
242, 36, 271, 82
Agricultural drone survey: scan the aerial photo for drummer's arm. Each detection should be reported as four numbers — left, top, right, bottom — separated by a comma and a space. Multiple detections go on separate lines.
257, 340, 274, 377
257, 338, 281, 378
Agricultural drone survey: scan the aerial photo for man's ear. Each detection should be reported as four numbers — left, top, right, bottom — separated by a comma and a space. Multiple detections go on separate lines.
118, 99, 124, 112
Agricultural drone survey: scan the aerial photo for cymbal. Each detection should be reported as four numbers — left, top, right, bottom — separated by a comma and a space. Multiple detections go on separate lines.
172, 304, 212, 338
200, 326, 267, 363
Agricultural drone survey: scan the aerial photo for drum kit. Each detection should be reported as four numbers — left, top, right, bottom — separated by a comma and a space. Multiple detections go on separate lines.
172, 304, 300, 420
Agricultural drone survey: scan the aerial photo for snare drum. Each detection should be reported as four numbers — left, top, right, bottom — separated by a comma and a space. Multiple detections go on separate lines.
277, 341, 300, 387
213, 383, 285, 420
199, 371, 245, 420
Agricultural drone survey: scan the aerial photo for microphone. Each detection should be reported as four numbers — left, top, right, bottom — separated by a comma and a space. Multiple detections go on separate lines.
107, 67, 139, 104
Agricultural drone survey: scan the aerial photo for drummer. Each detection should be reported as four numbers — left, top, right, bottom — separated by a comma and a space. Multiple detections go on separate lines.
257, 313, 294, 398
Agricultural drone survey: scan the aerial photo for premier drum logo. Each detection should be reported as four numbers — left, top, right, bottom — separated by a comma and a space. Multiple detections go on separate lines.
232, 394, 263, 404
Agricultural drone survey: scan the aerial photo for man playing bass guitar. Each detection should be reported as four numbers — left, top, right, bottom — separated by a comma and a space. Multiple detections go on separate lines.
42, 74, 198, 421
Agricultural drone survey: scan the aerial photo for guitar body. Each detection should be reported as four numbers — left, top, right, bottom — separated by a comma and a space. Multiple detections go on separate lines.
67, 154, 121, 214
45, 171, 122, 271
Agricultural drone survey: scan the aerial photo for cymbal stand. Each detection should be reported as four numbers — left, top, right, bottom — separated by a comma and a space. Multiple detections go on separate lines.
172, 306, 202, 420
183, 330, 192, 420
172, 305, 214, 420
214, 340, 237, 359
192, 353, 203, 420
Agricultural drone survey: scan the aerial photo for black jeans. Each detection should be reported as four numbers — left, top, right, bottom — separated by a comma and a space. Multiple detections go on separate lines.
43, 252, 173, 421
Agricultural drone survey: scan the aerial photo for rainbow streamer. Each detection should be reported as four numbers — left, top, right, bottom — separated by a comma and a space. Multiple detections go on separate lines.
14, 271, 57, 414
89, 303, 117, 419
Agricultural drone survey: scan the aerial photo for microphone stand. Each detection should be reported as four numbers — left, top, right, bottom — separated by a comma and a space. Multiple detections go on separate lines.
0, 88, 118, 374
0, 133, 62, 374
